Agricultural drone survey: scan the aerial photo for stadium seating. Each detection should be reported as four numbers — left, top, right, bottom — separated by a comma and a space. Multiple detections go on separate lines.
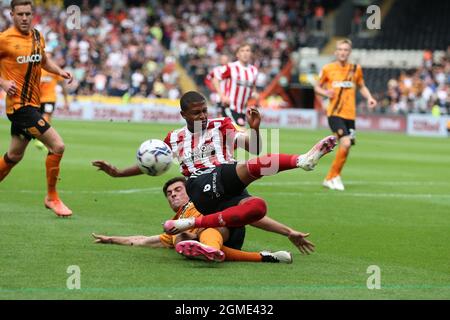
351, 0, 450, 50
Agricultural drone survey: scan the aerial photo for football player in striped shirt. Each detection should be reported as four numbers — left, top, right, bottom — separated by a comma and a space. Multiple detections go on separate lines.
212, 43, 259, 127
92, 91, 337, 241
92, 177, 313, 263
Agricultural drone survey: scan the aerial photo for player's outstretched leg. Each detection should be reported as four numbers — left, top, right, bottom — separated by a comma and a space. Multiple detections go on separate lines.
164, 197, 267, 235
239, 135, 337, 185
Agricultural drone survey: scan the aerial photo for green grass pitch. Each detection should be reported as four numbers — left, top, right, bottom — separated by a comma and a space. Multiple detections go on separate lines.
0, 119, 449, 300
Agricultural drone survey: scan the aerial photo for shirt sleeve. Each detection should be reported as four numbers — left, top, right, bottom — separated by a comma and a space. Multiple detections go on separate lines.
356, 65, 365, 87
159, 233, 175, 248
0, 34, 5, 58
318, 65, 328, 86
40, 31, 46, 51
163, 131, 173, 150
221, 117, 246, 144
215, 64, 231, 80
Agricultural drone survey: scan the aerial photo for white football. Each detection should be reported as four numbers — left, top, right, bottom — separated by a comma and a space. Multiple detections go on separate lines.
136, 139, 173, 176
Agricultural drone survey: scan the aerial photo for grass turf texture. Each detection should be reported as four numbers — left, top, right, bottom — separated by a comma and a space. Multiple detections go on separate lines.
0, 119, 449, 300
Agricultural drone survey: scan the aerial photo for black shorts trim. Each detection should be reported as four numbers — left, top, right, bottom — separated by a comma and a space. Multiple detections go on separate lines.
7, 106, 51, 141
328, 116, 356, 143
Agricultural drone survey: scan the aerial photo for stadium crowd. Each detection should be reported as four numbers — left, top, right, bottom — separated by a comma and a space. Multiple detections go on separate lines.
163, 0, 331, 93
0, 0, 333, 100
360, 49, 450, 116
0, 1, 182, 99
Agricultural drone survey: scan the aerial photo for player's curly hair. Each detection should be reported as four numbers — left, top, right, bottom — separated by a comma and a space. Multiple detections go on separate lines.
163, 177, 187, 196
180, 91, 206, 111
11, 0, 34, 10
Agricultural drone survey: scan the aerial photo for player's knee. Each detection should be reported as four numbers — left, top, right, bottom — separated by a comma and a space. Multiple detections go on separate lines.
7, 151, 24, 163
340, 138, 352, 149
248, 197, 267, 220
51, 142, 65, 154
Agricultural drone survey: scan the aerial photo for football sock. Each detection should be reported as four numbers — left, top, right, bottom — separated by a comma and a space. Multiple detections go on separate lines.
222, 246, 262, 262
0, 153, 17, 182
246, 154, 299, 179
46, 153, 63, 201
199, 228, 223, 250
326, 146, 349, 180
195, 198, 267, 228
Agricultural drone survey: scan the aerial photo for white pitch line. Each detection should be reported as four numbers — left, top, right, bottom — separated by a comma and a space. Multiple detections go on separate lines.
12, 188, 161, 195
257, 181, 450, 186
6, 189, 450, 199
256, 192, 450, 199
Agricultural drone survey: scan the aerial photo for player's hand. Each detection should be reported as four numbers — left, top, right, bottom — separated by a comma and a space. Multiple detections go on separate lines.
60, 70, 73, 84
92, 233, 113, 244
1, 80, 17, 96
367, 97, 377, 109
92, 160, 121, 177
325, 90, 335, 99
288, 231, 315, 255
246, 107, 261, 129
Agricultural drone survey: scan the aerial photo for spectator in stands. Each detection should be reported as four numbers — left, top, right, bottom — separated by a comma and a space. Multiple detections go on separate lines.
381, 51, 449, 115
0, 1, 339, 102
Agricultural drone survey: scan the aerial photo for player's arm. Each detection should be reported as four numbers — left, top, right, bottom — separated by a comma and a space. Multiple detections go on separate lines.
59, 80, 70, 109
314, 67, 334, 99
42, 54, 73, 84
359, 85, 377, 109
251, 217, 315, 255
0, 77, 17, 96
244, 107, 262, 155
92, 233, 165, 248
356, 66, 377, 108
314, 84, 334, 99
0, 40, 15, 95
212, 65, 231, 105
251, 84, 259, 101
92, 160, 143, 178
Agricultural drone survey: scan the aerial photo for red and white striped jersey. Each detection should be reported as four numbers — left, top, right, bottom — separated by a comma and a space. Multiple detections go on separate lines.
164, 117, 246, 177
204, 65, 229, 94
216, 61, 258, 114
